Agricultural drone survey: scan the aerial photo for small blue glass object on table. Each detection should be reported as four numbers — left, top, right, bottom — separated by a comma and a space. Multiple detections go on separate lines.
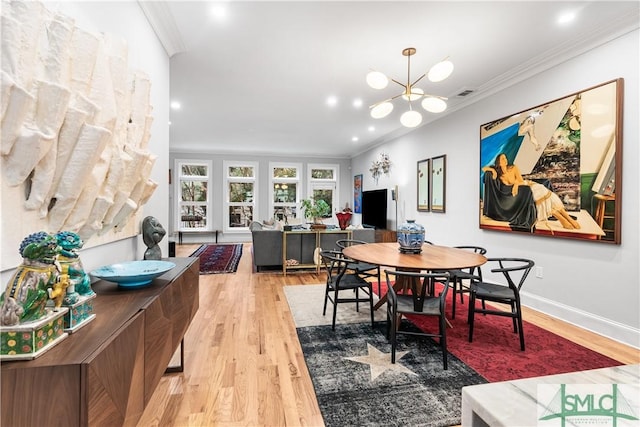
90, 260, 176, 289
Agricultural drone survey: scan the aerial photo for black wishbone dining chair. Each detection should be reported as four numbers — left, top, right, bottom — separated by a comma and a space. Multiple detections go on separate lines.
336, 239, 382, 296
448, 245, 487, 319
468, 257, 534, 351
384, 269, 451, 369
320, 250, 375, 331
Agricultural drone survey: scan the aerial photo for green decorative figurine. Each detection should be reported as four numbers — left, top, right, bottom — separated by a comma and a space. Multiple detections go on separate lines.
55, 231, 93, 299
1, 232, 71, 359
0, 232, 63, 326
52, 231, 97, 333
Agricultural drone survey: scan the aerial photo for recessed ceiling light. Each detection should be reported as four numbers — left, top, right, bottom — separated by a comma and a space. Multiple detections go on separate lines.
352, 136, 359, 142
327, 96, 338, 107
368, 126, 375, 132
210, 5, 227, 20
557, 10, 576, 25
171, 101, 181, 110
353, 98, 363, 108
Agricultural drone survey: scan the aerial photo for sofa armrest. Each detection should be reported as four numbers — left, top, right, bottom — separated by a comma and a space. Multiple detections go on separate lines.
251, 230, 283, 267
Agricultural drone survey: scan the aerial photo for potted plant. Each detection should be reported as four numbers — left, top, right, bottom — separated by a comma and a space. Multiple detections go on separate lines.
301, 198, 331, 229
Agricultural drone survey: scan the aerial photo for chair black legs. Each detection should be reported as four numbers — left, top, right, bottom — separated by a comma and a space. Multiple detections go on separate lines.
369, 291, 375, 329
466, 258, 533, 352
324, 284, 375, 331
331, 288, 339, 330
468, 291, 526, 351
323, 286, 329, 316
385, 270, 450, 370
386, 313, 398, 363
387, 313, 448, 369
468, 291, 476, 343
450, 276, 464, 319
515, 300, 525, 351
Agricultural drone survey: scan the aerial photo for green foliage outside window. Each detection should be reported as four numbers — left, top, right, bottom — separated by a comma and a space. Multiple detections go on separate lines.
229, 182, 253, 203
181, 165, 207, 176
273, 167, 297, 178
311, 169, 334, 179
181, 181, 207, 202
229, 166, 254, 178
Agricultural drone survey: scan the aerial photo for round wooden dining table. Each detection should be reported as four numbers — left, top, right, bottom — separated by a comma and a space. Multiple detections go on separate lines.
342, 242, 487, 310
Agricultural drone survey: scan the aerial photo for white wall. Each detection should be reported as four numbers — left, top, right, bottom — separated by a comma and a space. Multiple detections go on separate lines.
1, 1, 170, 286
352, 30, 640, 348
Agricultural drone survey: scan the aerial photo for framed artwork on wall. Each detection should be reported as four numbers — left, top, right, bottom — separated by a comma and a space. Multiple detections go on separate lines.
430, 155, 446, 213
417, 158, 430, 212
354, 174, 363, 214
479, 78, 623, 243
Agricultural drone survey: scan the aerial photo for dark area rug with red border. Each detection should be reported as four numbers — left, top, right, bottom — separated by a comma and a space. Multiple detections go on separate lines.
189, 244, 243, 274
376, 282, 622, 382
297, 321, 487, 427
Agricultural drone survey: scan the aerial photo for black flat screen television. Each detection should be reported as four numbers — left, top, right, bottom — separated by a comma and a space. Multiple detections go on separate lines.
362, 189, 388, 229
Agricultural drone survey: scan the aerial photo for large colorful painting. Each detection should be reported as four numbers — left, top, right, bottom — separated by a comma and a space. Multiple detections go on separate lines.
479, 79, 623, 244
354, 174, 363, 214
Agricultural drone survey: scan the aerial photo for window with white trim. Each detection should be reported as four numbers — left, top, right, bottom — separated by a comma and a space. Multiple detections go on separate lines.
223, 161, 257, 232
175, 160, 211, 231
307, 164, 339, 218
269, 163, 301, 223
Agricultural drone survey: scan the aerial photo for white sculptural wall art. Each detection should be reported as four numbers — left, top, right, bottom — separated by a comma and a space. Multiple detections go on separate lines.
0, 0, 158, 269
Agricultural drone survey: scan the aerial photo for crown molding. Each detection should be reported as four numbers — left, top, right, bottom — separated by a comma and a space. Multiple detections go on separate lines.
475, 13, 639, 99
137, 1, 185, 57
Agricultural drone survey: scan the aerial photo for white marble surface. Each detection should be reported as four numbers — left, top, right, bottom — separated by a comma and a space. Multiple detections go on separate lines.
462, 364, 640, 427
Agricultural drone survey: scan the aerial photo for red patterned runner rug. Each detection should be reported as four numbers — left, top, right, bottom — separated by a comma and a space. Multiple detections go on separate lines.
189, 244, 243, 274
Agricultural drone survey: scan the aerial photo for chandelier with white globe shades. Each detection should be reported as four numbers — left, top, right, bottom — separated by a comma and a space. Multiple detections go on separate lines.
367, 47, 453, 128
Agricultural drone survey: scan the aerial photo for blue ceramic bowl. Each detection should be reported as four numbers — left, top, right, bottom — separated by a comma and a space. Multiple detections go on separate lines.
90, 260, 176, 289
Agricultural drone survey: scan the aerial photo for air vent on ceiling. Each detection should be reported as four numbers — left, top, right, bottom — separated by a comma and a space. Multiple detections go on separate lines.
455, 88, 475, 97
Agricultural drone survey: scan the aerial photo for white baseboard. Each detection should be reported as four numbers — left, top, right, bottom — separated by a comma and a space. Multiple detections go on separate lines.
521, 291, 640, 350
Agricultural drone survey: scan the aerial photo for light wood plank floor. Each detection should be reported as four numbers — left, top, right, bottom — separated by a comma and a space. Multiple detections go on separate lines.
138, 243, 639, 426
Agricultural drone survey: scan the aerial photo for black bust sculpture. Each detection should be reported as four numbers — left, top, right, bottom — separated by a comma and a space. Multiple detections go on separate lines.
142, 216, 166, 260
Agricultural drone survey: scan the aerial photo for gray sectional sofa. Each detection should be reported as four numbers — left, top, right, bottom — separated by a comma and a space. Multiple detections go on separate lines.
250, 222, 375, 271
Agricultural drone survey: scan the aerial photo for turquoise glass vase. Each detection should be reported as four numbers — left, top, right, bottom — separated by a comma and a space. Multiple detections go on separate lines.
397, 220, 425, 253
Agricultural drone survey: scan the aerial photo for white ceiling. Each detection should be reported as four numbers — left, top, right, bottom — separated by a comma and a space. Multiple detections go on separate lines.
140, 1, 639, 158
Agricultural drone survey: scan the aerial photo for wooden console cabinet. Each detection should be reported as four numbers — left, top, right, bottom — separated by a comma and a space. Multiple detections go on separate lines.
1, 257, 199, 427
